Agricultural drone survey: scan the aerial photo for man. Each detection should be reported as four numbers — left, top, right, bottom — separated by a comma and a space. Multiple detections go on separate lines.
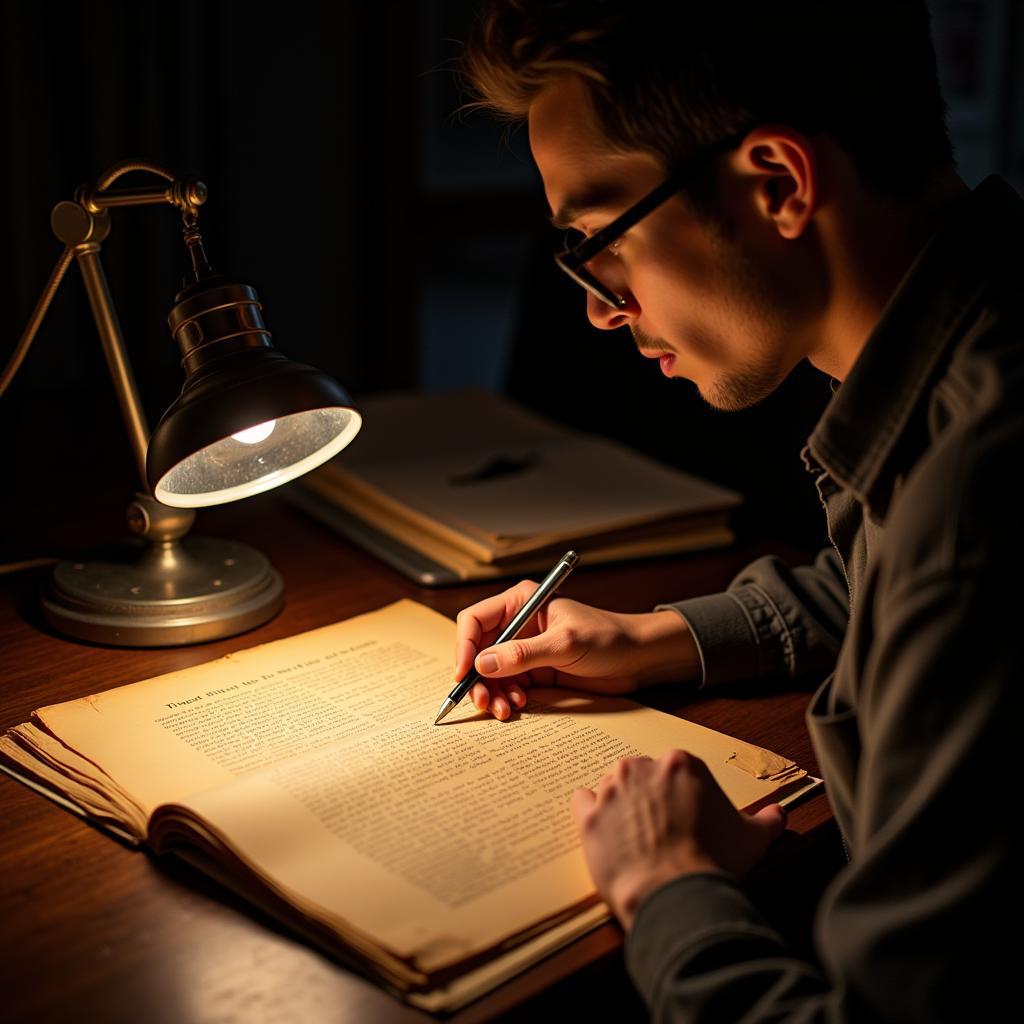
452, 1, 1016, 1020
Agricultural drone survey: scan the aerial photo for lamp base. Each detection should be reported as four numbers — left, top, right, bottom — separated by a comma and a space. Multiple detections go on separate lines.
41, 535, 283, 647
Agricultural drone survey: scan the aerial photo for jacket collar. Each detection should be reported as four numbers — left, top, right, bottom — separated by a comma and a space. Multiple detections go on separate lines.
805, 176, 1023, 519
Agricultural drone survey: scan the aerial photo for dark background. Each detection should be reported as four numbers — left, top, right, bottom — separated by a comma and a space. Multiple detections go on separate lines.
1, 0, 1021, 565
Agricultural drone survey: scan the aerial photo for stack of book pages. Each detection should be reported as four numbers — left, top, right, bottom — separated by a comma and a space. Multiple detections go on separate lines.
291, 391, 742, 584
0, 601, 819, 1012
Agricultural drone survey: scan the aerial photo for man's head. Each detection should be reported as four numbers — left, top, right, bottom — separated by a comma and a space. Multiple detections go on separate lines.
461, 1, 956, 408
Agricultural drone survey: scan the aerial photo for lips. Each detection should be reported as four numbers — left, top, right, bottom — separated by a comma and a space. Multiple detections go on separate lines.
638, 347, 676, 377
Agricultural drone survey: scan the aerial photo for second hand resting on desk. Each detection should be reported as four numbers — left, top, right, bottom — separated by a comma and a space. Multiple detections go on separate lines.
434, 550, 579, 724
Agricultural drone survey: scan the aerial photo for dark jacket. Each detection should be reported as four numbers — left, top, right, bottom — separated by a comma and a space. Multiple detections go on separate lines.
628, 176, 1019, 1021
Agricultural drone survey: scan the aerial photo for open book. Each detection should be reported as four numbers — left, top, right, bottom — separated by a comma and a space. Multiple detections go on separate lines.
0, 600, 818, 1012
296, 391, 741, 583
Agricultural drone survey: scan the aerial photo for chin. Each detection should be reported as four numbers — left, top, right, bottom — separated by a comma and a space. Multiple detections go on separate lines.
698, 369, 782, 412
699, 391, 754, 413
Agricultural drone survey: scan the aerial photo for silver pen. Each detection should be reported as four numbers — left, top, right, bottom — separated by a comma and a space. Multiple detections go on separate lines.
434, 550, 580, 724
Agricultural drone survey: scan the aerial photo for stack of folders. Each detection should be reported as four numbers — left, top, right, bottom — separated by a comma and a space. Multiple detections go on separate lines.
289, 390, 742, 584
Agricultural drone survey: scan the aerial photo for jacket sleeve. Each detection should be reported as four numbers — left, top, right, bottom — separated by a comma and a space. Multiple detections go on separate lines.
627, 566, 1012, 1021
656, 547, 849, 687
625, 873, 829, 1021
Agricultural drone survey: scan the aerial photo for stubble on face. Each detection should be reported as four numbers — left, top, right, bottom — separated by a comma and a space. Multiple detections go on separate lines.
632, 323, 781, 411
631, 218, 793, 413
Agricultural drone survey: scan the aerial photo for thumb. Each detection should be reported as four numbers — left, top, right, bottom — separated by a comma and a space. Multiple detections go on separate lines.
570, 786, 596, 827
476, 635, 556, 678
749, 802, 788, 843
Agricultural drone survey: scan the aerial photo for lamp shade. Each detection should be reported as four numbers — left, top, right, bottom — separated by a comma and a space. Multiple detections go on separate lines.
147, 277, 361, 507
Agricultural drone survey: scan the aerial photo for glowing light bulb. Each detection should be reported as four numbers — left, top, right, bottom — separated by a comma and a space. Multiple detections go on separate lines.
232, 420, 276, 445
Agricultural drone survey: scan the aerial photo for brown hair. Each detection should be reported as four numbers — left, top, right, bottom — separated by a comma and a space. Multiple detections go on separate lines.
461, 1, 954, 199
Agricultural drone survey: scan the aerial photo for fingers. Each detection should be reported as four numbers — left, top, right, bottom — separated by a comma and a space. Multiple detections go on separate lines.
660, 748, 692, 775
505, 682, 528, 708
454, 638, 479, 681
592, 756, 652, 804
470, 679, 529, 721
471, 681, 510, 720
749, 802, 788, 840
454, 581, 539, 679
570, 786, 596, 825
471, 681, 527, 709
452, 581, 542, 722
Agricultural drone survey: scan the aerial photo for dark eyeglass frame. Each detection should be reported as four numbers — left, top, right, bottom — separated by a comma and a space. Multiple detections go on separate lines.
554, 132, 749, 309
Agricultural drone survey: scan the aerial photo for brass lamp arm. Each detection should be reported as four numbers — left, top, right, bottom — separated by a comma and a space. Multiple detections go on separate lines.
3, 161, 210, 490
79, 161, 207, 217
95, 158, 175, 190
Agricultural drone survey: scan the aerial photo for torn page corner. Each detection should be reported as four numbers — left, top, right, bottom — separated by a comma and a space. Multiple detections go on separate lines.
725, 746, 796, 781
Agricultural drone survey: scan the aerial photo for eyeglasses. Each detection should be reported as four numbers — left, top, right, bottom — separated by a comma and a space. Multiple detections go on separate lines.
553, 132, 748, 309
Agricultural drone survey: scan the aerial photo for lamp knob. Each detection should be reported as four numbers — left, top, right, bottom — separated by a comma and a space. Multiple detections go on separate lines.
172, 177, 208, 211
126, 494, 196, 541
51, 201, 110, 246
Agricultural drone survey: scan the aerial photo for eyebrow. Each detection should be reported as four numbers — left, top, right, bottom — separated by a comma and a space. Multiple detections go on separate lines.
549, 182, 635, 230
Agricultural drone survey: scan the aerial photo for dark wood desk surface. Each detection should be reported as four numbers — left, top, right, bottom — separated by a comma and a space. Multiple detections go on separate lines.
0, 494, 839, 1023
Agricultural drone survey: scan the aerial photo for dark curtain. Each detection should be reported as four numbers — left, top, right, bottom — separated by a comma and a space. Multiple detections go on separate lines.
0, 1, 417, 561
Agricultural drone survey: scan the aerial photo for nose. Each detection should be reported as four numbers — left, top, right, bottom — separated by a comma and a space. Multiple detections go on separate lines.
586, 287, 640, 331
585, 274, 638, 329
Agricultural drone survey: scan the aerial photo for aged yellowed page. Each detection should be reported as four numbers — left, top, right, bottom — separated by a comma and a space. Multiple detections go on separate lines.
3, 599, 809, 997
170, 680, 804, 975
0, 727, 146, 840
21, 601, 464, 818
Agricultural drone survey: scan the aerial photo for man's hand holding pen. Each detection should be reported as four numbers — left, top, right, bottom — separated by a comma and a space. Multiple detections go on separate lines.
452, 578, 704, 720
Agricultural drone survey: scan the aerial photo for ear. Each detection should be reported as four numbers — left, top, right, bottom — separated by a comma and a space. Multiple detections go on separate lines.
733, 126, 818, 240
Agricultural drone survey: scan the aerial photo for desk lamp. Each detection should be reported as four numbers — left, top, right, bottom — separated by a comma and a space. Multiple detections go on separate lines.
4, 160, 362, 646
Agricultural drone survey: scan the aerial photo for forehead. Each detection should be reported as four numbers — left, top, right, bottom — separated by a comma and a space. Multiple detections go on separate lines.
527, 76, 664, 224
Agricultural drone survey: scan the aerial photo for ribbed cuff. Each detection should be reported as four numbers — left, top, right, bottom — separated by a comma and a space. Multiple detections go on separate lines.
655, 592, 761, 688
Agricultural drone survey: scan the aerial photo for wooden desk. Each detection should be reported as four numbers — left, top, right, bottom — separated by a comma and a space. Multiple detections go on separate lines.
0, 493, 840, 1023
